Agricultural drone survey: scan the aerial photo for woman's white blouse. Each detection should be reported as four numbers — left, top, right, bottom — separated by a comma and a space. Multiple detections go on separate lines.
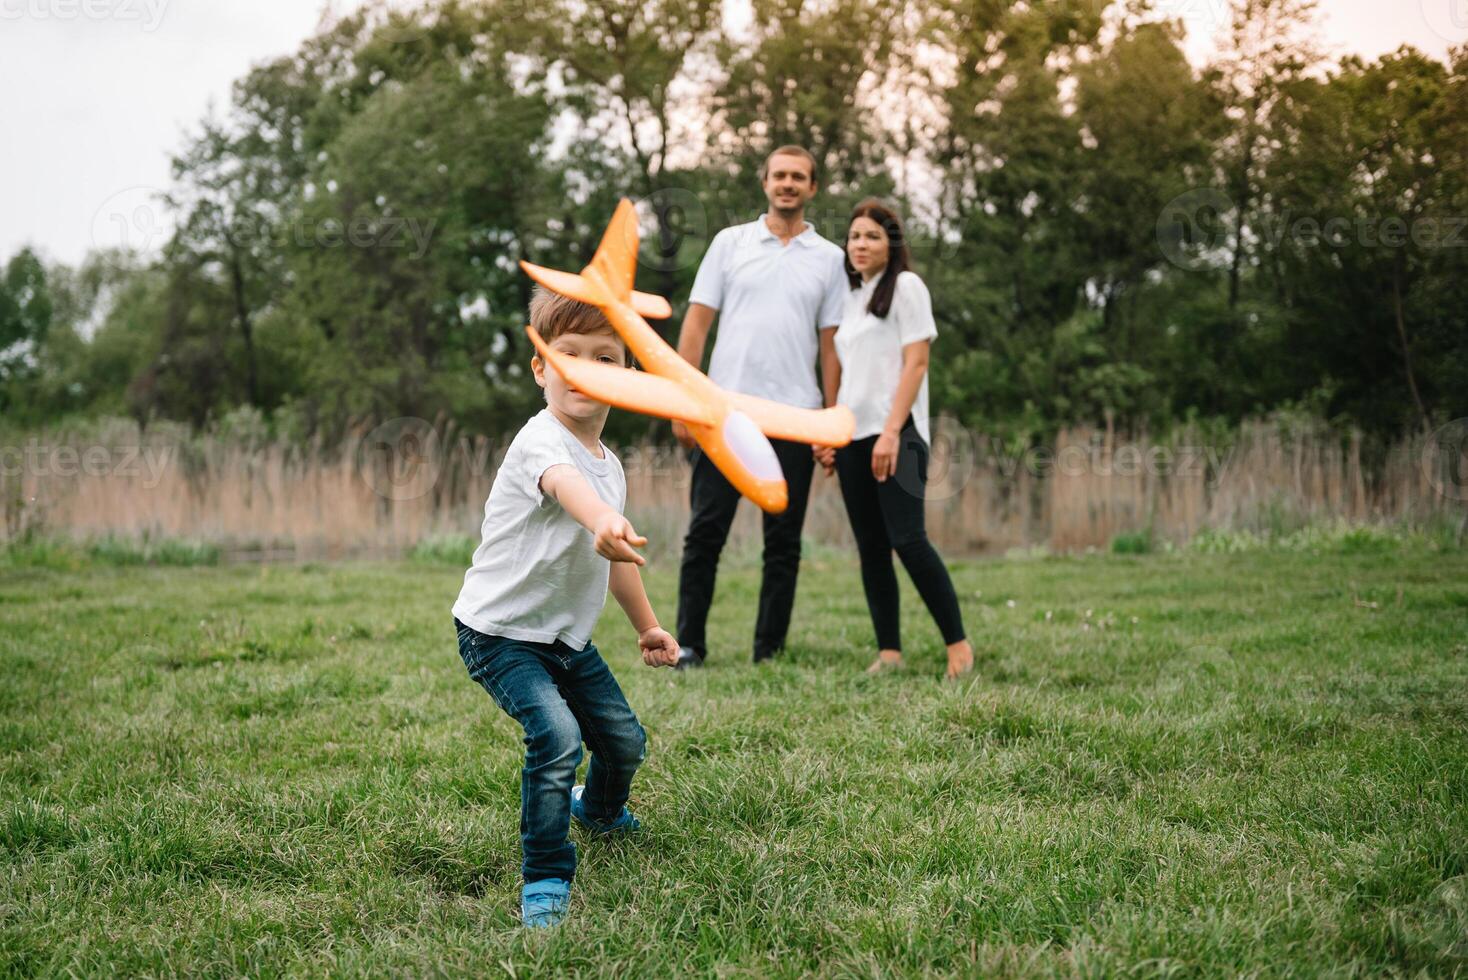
834, 270, 938, 444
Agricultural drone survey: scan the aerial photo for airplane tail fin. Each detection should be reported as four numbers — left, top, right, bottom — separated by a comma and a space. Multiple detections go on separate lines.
518, 198, 672, 319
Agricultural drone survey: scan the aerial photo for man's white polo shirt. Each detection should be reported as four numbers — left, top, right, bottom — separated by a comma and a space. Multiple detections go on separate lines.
689, 216, 847, 410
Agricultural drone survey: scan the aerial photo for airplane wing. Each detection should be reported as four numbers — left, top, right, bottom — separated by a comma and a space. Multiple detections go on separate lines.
518, 264, 671, 321
631, 291, 673, 320
526, 326, 715, 426
727, 393, 855, 447
519, 199, 672, 320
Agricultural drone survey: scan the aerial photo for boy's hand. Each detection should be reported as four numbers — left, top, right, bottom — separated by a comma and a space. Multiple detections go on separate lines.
593, 512, 647, 565
638, 626, 680, 667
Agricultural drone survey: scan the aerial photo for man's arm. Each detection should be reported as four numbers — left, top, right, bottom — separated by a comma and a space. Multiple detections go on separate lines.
671, 302, 717, 448
677, 302, 717, 371
811, 325, 842, 474
818, 325, 840, 408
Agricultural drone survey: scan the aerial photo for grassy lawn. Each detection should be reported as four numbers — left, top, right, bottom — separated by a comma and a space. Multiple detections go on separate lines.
2, 546, 1466, 976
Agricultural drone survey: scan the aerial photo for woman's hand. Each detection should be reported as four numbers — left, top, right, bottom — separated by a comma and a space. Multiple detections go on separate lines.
871, 429, 899, 482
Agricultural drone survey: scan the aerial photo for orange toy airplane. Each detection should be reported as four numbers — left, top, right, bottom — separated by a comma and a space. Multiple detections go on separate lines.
521, 198, 854, 514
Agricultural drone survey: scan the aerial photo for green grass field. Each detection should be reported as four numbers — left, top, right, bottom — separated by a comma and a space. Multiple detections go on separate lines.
3, 546, 1467, 976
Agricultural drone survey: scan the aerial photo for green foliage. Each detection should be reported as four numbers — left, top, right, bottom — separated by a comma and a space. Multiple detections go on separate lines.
1110, 530, 1152, 554
714, 0, 898, 191
0, 538, 84, 571
4, 0, 1466, 443
407, 533, 478, 566
1187, 519, 1449, 555
1, 536, 221, 569
84, 536, 222, 567
0, 249, 51, 354
0, 248, 54, 414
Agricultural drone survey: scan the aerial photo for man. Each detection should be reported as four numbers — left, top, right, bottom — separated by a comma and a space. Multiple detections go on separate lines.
671, 145, 847, 668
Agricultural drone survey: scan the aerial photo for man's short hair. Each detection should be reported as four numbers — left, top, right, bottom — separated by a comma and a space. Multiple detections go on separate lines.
759, 145, 818, 184
528, 286, 629, 365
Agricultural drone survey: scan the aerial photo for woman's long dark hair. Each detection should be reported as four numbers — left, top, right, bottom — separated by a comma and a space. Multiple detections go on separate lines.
843, 198, 912, 319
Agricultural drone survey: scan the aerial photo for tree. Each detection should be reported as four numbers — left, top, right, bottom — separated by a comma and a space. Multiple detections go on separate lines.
924, 1, 1102, 434
1265, 48, 1467, 430
1072, 20, 1223, 354
0, 249, 54, 414
5, 0, 1465, 442
714, 0, 904, 195
523, 0, 723, 301
283, 54, 556, 429
5, 251, 163, 425
1212, 0, 1321, 310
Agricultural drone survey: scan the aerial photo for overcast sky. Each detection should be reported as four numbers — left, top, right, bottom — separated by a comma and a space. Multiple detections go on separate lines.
1, 0, 1462, 267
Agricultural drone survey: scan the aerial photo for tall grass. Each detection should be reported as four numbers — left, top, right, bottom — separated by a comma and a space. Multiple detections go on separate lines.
3, 413, 1463, 559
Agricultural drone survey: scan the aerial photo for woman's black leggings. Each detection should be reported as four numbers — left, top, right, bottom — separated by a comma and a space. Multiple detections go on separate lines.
834, 418, 967, 651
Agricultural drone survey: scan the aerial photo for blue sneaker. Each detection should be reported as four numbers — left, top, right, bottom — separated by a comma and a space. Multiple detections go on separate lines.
521, 878, 570, 928
570, 784, 641, 835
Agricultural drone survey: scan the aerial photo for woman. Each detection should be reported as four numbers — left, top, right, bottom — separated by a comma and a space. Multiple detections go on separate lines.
816, 199, 974, 680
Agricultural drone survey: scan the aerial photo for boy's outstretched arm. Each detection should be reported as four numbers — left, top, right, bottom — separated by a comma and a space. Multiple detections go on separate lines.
539, 463, 645, 565
610, 562, 680, 667
539, 463, 678, 667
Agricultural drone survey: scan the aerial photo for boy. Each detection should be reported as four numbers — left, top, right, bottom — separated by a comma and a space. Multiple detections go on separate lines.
452, 286, 680, 929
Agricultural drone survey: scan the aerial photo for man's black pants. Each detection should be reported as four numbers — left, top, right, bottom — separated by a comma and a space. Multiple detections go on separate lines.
675, 438, 815, 661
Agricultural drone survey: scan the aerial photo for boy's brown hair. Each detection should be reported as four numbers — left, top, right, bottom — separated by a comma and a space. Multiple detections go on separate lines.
528, 286, 630, 365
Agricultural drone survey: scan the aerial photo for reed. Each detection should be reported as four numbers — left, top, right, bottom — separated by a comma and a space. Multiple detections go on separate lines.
3, 415, 1462, 559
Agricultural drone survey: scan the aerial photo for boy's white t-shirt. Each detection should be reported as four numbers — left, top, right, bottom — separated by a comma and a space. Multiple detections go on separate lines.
452, 409, 626, 650
835, 270, 939, 444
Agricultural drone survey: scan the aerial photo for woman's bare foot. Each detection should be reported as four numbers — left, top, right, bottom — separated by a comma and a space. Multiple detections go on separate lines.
944, 639, 974, 681
866, 649, 904, 674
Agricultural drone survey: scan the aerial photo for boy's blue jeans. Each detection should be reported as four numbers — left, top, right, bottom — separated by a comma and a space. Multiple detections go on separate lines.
454, 619, 647, 884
